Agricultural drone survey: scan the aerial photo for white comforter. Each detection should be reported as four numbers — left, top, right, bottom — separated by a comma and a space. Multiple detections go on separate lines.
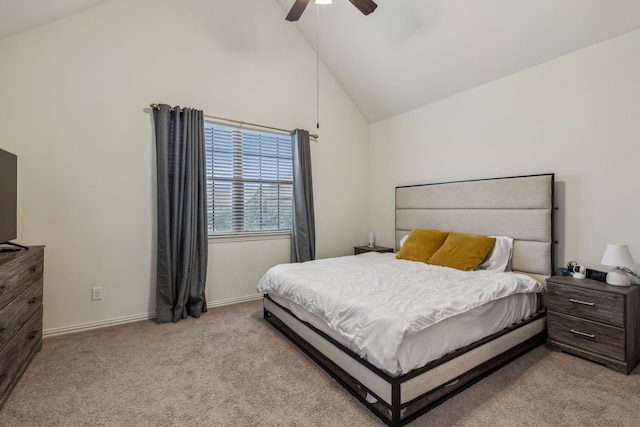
257, 252, 543, 374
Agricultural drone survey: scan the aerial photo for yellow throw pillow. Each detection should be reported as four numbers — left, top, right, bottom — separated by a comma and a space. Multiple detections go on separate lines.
396, 229, 449, 263
427, 232, 496, 271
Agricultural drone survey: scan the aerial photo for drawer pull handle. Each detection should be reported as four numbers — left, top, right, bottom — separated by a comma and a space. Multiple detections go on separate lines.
0, 374, 7, 385
0, 285, 6, 293
570, 329, 595, 339
28, 297, 38, 304
29, 266, 38, 272
28, 331, 39, 340
569, 298, 595, 306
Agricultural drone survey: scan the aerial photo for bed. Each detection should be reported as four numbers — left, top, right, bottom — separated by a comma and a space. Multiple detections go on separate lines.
258, 173, 554, 426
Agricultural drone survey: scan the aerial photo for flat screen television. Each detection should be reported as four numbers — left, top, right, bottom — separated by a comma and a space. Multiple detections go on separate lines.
0, 148, 18, 245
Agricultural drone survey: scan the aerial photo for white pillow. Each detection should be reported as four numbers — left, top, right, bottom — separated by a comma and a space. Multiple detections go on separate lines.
399, 234, 409, 248
478, 236, 514, 272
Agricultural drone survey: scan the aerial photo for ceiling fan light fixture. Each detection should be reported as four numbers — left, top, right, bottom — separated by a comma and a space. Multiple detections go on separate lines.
287, 0, 375, 21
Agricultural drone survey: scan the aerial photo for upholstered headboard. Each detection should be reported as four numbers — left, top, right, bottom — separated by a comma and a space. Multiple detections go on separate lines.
395, 174, 554, 281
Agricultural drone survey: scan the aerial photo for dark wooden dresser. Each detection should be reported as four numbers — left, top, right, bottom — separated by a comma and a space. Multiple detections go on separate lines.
0, 246, 44, 408
546, 275, 640, 374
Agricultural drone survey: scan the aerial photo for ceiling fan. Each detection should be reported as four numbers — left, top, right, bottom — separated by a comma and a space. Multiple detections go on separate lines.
286, 0, 378, 22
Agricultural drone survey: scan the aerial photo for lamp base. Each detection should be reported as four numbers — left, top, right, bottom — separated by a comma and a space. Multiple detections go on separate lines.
606, 268, 631, 286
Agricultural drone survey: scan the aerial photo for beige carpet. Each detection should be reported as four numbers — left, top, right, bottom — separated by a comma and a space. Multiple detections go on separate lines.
1, 299, 639, 426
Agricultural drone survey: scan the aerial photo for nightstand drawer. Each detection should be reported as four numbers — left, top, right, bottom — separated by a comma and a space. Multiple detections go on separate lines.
547, 311, 625, 361
547, 282, 624, 327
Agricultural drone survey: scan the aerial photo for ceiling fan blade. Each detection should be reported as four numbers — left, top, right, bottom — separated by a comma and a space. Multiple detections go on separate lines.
348, 0, 378, 15
286, 0, 311, 21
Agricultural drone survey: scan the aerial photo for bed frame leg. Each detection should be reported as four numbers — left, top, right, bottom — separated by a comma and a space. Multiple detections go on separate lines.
391, 383, 401, 427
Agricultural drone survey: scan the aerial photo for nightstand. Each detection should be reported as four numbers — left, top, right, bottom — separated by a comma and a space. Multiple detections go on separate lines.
353, 245, 394, 255
546, 275, 640, 374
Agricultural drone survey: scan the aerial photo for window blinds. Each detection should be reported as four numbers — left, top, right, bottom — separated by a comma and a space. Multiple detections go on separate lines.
205, 124, 293, 234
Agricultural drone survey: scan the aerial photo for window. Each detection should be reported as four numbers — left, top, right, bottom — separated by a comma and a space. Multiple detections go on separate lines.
205, 122, 293, 236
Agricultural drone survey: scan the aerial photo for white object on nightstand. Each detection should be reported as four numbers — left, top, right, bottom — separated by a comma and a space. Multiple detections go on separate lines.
600, 244, 639, 286
572, 265, 586, 279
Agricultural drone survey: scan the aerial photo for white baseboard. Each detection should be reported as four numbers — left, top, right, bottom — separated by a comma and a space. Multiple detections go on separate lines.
43, 312, 155, 337
43, 294, 264, 338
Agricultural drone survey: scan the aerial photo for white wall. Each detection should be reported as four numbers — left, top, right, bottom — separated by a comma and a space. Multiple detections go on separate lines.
0, 0, 370, 333
5, 1, 637, 334
369, 29, 640, 274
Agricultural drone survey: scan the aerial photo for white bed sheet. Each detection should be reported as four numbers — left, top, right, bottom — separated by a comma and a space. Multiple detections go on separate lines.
258, 252, 543, 376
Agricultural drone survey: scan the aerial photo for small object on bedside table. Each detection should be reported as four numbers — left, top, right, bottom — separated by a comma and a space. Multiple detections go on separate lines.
545, 275, 640, 374
586, 269, 607, 282
600, 244, 639, 286
354, 245, 394, 255
367, 232, 375, 247
572, 265, 586, 279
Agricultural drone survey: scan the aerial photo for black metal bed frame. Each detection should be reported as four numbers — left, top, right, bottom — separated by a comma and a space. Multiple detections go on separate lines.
263, 295, 546, 426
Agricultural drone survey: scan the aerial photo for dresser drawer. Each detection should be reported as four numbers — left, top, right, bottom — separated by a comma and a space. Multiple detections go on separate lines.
548, 311, 625, 361
0, 246, 44, 409
0, 279, 43, 350
0, 297, 17, 350
547, 281, 624, 327
0, 335, 18, 399
0, 248, 44, 310
14, 306, 43, 374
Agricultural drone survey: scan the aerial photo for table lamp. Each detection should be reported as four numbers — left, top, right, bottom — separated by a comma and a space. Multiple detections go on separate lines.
600, 244, 639, 286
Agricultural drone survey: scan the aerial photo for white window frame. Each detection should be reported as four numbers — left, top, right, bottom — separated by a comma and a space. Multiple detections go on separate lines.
205, 121, 293, 241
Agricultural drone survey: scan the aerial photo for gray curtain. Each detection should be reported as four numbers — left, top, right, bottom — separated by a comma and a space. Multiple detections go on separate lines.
152, 104, 208, 323
290, 129, 316, 263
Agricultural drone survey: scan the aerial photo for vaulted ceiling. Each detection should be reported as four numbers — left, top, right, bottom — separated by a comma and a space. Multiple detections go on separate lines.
277, 0, 640, 122
2, 0, 640, 122
0, 0, 110, 40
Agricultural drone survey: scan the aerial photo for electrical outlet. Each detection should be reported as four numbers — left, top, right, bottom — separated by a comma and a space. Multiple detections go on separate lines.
91, 287, 103, 301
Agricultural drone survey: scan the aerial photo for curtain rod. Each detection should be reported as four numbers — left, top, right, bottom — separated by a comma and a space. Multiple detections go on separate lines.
149, 104, 318, 139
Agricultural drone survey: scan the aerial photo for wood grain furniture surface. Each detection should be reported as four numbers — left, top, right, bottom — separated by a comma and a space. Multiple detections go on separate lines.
0, 246, 44, 408
546, 275, 640, 374
353, 245, 394, 255
263, 174, 554, 427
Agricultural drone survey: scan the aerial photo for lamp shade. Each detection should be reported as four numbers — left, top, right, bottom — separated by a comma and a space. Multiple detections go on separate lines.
600, 244, 635, 268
